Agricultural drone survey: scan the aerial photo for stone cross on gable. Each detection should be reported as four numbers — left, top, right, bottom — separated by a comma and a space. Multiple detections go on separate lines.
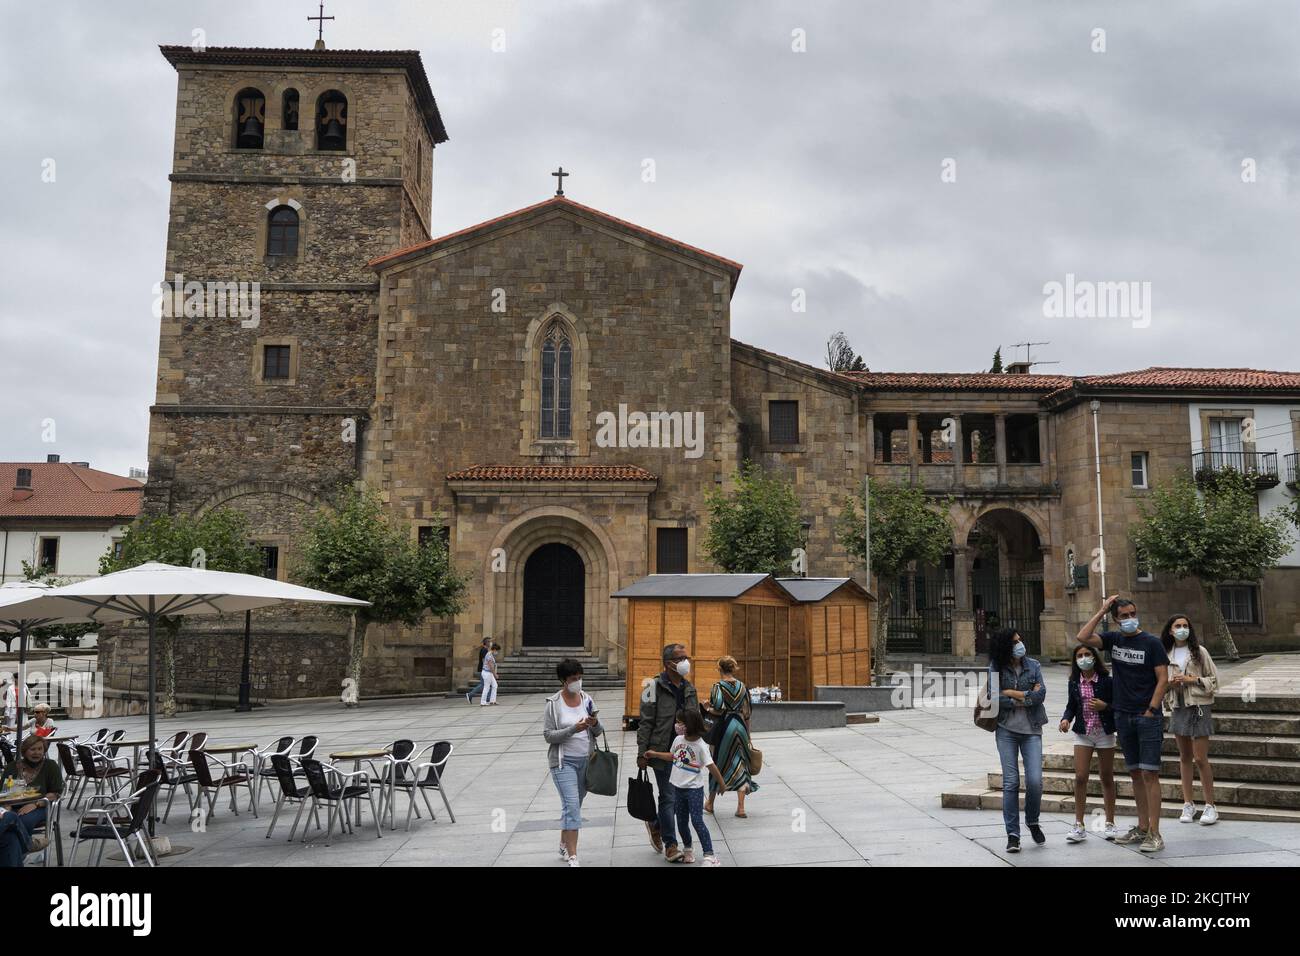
552, 166, 569, 197
309, 1, 335, 49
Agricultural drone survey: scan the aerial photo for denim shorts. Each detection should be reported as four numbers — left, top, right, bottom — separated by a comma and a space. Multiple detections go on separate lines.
1115, 711, 1164, 771
1073, 729, 1116, 750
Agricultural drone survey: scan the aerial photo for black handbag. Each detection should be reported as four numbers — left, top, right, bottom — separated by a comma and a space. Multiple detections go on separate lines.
627, 768, 657, 822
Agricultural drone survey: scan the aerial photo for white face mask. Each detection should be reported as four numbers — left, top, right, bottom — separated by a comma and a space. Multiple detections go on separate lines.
1173, 627, 1190, 643
675, 660, 691, 677
567, 678, 583, 694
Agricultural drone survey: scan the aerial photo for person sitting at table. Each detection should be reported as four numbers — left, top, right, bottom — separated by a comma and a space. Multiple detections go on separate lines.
0, 735, 63, 867
28, 704, 56, 739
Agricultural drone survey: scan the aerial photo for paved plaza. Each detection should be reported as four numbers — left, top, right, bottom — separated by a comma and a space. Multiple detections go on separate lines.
46, 655, 1300, 867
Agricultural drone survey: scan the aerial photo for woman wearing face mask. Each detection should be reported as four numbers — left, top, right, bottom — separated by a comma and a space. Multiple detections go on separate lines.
542, 658, 603, 866
988, 628, 1048, 853
0, 735, 63, 867
1059, 644, 1117, 843
1161, 615, 1219, 826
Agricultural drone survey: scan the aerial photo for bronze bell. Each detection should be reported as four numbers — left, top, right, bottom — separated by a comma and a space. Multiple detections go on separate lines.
237, 114, 264, 149
320, 117, 345, 150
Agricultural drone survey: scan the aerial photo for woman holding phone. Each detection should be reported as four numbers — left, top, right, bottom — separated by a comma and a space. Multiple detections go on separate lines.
542, 658, 604, 866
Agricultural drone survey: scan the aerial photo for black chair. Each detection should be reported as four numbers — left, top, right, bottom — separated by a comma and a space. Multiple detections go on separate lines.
69, 769, 162, 867
267, 754, 322, 841
75, 744, 132, 804
291, 735, 319, 770
190, 749, 255, 823
148, 749, 198, 824
0, 737, 14, 766
367, 739, 414, 828
299, 758, 381, 845
56, 742, 87, 808
391, 741, 456, 830
250, 736, 295, 807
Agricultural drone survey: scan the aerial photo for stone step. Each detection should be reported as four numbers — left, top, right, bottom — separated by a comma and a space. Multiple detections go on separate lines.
1210, 712, 1300, 736
988, 770, 1300, 809
1045, 750, 1300, 785
941, 782, 1300, 823
1212, 694, 1300, 714
507, 647, 601, 657
1160, 733, 1300, 760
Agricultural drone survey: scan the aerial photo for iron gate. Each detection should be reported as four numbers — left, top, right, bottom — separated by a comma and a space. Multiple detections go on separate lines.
887, 573, 953, 654
973, 578, 1044, 655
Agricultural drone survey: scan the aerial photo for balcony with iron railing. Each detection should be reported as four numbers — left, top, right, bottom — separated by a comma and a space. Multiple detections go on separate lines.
1192, 450, 1280, 490
1286, 452, 1299, 489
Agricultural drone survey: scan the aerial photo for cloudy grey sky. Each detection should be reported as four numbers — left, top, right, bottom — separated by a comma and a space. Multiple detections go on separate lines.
2, 0, 1298, 476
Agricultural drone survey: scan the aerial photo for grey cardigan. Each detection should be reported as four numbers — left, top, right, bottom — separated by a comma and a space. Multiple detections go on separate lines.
542, 689, 605, 769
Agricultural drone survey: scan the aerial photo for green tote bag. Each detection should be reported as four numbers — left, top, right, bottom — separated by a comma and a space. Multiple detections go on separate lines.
585, 731, 619, 796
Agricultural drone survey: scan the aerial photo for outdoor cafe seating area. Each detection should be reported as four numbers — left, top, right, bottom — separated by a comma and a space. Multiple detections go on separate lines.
1, 726, 457, 868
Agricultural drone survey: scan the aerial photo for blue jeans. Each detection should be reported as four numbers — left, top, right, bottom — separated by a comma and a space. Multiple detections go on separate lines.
673, 785, 712, 854
468, 679, 484, 698
550, 756, 587, 830
995, 727, 1042, 838
0, 805, 45, 868
651, 763, 678, 846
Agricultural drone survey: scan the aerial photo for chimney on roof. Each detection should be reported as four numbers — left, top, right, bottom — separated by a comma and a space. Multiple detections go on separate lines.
71, 461, 89, 468
46, 454, 59, 463
1006, 361, 1032, 375
12, 467, 33, 502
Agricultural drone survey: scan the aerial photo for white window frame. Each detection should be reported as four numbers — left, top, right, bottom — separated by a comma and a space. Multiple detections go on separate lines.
1130, 451, 1149, 489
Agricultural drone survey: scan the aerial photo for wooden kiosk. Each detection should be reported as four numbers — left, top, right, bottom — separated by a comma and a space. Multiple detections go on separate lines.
614, 573, 874, 721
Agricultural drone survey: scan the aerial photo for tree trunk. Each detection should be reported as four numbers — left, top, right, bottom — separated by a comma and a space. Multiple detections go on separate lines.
872, 584, 894, 683
161, 619, 180, 718
346, 614, 367, 706
1202, 582, 1239, 661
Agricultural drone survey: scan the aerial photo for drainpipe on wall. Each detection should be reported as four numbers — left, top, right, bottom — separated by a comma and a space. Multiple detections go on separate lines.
1090, 399, 1107, 598
1, 527, 8, 584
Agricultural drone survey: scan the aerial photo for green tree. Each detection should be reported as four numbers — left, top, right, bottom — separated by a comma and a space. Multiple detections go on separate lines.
1130, 471, 1294, 660
838, 481, 954, 679
296, 488, 469, 703
702, 463, 804, 576
18, 562, 98, 650
100, 509, 263, 715
989, 347, 1003, 373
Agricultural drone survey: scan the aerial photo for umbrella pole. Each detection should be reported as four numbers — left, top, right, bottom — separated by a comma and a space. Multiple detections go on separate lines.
16, 626, 28, 744
147, 600, 157, 838
236, 610, 252, 713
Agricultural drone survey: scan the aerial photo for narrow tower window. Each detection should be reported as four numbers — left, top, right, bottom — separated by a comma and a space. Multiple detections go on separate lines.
316, 90, 348, 150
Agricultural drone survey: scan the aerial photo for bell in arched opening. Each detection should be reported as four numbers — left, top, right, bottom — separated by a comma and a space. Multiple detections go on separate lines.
316, 90, 347, 150
235, 89, 266, 149
282, 89, 300, 131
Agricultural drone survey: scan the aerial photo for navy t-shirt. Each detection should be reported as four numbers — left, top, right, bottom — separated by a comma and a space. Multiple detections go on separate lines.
1100, 630, 1168, 713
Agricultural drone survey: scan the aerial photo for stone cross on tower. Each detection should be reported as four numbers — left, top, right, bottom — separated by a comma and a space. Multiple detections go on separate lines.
552, 166, 569, 197
309, 1, 335, 50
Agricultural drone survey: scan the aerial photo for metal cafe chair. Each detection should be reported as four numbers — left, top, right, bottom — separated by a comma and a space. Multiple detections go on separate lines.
69, 770, 163, 868
390, 741, 456, 830
189, 749, 256, 823
249, 735, 295, 807
366, 738, 415, 828
75, 743, 133, 805
266, 754, 322, 841
298, 758, 381, 845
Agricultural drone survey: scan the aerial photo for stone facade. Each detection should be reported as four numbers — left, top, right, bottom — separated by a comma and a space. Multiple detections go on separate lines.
114, 43, 1300, 701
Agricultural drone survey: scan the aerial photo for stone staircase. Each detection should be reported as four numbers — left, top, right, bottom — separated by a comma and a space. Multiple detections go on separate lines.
942, 690, 1300, 823
452, 647, 625, 697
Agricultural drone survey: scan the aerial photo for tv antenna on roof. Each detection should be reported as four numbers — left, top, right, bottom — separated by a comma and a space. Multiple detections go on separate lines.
1008, 341, 1059, 372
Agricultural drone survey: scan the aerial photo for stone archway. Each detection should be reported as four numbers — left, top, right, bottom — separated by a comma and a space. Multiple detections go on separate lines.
965, 507, 1046, 654
523, 542, 585, 646
482, 508, 619, 664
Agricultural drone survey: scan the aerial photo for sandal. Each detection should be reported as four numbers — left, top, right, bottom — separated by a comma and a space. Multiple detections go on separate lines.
735, 810, 748, 818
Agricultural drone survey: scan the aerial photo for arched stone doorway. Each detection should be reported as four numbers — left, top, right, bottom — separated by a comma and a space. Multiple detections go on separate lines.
966, 508, 1046, 654
523, 542, 585, 647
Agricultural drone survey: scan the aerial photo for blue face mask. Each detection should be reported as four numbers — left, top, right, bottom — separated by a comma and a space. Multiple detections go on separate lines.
1012, 642, 1026, 659
1077, 655, 1095, 671
1119, 618, 1140, 635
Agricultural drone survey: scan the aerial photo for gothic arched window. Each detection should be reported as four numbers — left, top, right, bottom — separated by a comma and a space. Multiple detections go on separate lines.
539, 322, 572, 439
234, 88, 266, 149
316, 90, 348, 150
267, 205, 299, 257
282, 89, 300, 131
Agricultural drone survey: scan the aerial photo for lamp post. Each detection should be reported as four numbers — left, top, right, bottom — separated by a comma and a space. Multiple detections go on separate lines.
1090, 399, 1107, 597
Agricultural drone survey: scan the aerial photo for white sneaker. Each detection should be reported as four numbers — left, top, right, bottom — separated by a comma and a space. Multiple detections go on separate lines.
1199, 804, 1219, 826
1066, 823, 1087, 843
566, 856, 581, 867
1103, 822, 1119, 841
701, 854, 721, 866
1179, 802, 1196, 824
559, 844, 571, 862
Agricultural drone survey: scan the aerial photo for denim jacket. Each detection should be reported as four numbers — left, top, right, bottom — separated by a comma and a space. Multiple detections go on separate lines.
992, 658, 1048, 730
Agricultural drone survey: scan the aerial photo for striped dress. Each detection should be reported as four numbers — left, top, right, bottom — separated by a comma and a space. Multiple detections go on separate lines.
709, 678, 759, 796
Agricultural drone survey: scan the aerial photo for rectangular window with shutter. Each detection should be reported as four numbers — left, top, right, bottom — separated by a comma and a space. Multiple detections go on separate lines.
768, 400, 799, 445
656, 528, 688, 574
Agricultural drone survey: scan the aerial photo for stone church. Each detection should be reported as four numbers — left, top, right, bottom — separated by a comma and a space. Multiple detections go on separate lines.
111, 41, 1300, 702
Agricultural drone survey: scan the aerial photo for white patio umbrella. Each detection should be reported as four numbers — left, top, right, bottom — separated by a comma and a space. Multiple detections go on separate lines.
0, 581, 113, 750
35, 562, 369, 777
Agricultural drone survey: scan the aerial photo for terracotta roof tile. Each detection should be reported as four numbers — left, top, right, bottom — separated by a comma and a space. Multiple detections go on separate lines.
446, 464, 657, 482
843, 370, 1074, 393
1, 463, 143, 520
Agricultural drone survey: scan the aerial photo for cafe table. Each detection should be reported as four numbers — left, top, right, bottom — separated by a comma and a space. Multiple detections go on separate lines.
328, 748, 390, 827
0, 790, 63, 866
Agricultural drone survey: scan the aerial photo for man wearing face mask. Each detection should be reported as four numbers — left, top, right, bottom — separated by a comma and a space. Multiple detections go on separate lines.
1077, 595, 1169, 853
636, 643, 700, 862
